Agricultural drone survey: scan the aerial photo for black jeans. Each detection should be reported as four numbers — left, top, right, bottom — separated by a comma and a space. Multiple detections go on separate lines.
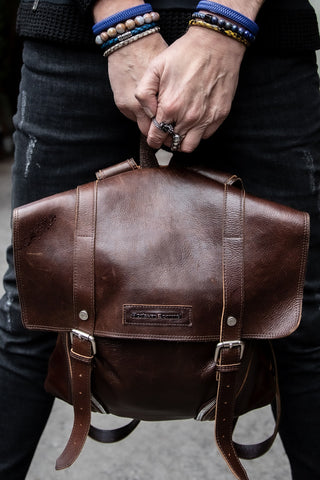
0, 40, 319, 479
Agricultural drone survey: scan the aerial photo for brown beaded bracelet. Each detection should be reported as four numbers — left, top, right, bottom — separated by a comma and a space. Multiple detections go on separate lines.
95, 12, 160, 45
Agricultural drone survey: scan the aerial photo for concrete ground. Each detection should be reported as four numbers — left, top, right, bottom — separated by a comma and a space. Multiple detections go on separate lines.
0, 155, 292, 479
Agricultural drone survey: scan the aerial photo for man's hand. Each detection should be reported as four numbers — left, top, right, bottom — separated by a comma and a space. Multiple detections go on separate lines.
107, 33, 168, 136
136, 26, 246, 152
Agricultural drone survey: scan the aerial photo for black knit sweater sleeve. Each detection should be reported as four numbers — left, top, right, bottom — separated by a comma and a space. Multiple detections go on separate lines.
75, 0, 96, 13
16, 0, 320, 50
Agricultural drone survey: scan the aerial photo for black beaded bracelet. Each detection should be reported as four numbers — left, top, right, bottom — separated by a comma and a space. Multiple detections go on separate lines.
192, 12, 256, 44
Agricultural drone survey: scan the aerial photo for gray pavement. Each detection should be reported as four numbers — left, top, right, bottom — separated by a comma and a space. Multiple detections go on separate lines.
0, 155, 291, 479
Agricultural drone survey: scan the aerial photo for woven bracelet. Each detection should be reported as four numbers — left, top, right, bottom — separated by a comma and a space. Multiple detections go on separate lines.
196, 1, 259, 35
100, 22, 157, 50
189, 19, 251, 47
103, 26, 160, 57
93, 3, 153, 35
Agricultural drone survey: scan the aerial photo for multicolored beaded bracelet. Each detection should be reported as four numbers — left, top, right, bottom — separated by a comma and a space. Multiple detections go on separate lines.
192, 12, 255, 44
189, 18, 251, 47
196, 1, 259, 36
103, 26, 160, 57
95, 12, 160, 45
93, 3, 153, 35
100, 22, 158, 50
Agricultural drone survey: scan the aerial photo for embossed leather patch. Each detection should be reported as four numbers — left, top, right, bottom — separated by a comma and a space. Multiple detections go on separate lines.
123, 305, 192, 327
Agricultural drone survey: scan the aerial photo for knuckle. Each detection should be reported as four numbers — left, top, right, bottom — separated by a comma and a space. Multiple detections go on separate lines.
211, 103, 231, 123
184, 109, 202, 125
114, 94, 129, 111
162, 105, 176, 121
135, 87, 145, 103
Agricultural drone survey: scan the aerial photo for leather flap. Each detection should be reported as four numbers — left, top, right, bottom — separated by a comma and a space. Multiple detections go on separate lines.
13, 166, 309, 340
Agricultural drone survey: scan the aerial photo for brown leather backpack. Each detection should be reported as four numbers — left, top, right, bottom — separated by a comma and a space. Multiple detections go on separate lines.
13, 148, 309, 479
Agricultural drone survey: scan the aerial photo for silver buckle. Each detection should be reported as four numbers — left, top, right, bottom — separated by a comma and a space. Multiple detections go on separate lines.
214, 340, 245, 363
70, 329, 96, 355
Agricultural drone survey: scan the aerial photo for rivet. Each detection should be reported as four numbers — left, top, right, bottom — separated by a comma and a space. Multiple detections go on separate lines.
79, 310, 89, 321
227, 316, 237, 327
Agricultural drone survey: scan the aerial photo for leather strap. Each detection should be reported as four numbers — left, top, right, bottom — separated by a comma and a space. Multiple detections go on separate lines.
215, 178, 279, 478
234, 344, 281, 460
89, 419, 140, 443
56, 335, 94, 470
139, 135, 159, 168
56, 181, 97, 470
214, 177, 248, 480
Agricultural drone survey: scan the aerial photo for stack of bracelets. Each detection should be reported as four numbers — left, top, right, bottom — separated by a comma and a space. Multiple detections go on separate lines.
92, 3, 160, 57
191, 1, 259, 47
92, 2, 258, 57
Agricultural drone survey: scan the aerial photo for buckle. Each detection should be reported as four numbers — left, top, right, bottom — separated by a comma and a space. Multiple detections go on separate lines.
70, 329, 96, 355
214, 340, 245, 363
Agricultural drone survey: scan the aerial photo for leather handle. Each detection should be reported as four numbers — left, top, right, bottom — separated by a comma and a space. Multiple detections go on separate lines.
139, 135, 159, 168
89, 419, 140, 443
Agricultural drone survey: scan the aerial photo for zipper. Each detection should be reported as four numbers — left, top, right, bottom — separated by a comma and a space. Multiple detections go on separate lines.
32, 0, 40, 11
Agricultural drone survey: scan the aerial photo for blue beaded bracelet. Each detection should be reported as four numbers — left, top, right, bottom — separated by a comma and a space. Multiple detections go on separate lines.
196, 1, 259, 35
101, 22, 157, 50
93, 3, 153, 35
192, 12, 255, 43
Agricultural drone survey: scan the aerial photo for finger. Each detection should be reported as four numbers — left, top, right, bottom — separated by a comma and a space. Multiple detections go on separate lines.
202, 117, 225, 140
171, 125, 205, 153
136, 111, 153, 138
135, 65, 160, 120
146, 117, 174, 149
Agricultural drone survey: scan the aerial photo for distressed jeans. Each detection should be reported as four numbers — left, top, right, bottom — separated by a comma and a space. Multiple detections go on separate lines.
0, 39, 319, 479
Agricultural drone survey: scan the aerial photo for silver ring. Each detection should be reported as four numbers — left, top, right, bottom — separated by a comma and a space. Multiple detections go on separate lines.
171, 133, 184, 152
152, 117, 175, 135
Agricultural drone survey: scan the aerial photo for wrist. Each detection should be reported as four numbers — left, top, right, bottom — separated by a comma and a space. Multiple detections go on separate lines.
186, 23, 246, 55
93, 0, 146, 22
